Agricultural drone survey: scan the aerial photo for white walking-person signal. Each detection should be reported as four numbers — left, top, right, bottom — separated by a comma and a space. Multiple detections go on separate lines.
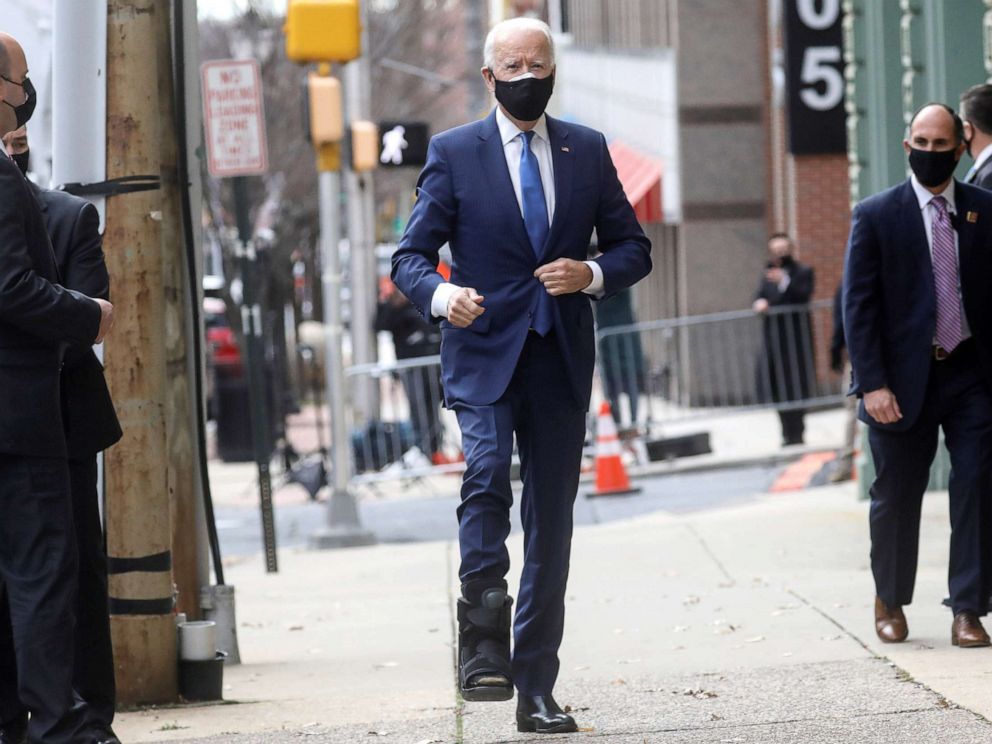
381, 125, 408, 165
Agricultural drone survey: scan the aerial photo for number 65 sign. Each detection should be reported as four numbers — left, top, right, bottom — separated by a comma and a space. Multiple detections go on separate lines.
784, 0, 847, 154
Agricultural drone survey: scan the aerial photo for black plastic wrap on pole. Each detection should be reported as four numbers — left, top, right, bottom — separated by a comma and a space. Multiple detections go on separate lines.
171, 0, 226, 587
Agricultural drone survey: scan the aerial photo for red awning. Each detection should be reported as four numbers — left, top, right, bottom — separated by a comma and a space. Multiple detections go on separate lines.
607, 140, 663, 224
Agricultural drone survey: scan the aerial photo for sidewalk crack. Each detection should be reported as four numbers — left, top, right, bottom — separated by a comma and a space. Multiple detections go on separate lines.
685, 522, 735, 584
445, 540, 465, 743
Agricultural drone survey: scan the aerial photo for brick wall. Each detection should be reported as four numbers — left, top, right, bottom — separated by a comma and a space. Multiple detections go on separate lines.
790, 153, 851, 303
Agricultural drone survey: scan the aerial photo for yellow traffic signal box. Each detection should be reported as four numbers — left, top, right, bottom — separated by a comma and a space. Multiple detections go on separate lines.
308, 73, 344, 144
285, 0, 361, 63
351, 121, 380, 172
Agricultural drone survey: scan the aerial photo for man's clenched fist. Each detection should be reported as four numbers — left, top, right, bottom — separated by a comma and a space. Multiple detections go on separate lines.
447, 287, 485, 328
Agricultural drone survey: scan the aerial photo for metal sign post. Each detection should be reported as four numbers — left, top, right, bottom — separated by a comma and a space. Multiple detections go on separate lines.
201, 58, 278, 572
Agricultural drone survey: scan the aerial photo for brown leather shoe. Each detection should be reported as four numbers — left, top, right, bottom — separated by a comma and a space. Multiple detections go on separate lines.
874, 596, 908, 643
951, 612, 991, 648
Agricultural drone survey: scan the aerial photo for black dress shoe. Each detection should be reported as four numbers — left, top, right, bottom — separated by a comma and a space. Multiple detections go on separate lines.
0, 716, 28, 744
516, 695, 578, 734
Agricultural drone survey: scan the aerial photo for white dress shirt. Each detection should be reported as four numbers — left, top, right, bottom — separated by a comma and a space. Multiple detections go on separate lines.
430, 107, 605, 318
909, 174, 971, 340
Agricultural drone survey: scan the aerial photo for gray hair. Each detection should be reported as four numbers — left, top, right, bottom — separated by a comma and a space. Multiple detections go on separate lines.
483, 17, 555, 70
0, 42, 8, 78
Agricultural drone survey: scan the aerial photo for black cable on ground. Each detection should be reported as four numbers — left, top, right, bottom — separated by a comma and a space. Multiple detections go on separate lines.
172, 0, 226, 587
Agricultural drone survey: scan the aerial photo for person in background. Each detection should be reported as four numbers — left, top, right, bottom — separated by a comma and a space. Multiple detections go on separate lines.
843, 103, 992, 649
594, 282, 645, 427
829, 283, 858, 482
0, 125, 123, 744
752, 232, 815, 446
374, 277, 445, 464
960, 83, 992, 188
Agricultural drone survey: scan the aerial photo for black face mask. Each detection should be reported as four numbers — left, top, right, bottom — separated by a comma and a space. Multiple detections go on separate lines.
11, 149, 29, 177
2, 76, 37, 129
490, 70, 554, 122
908, 146, 960, 188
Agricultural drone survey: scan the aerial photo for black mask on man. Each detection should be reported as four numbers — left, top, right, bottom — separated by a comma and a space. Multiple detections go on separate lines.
2, 76, 37, 129
11, 149, 29, 177
491, 70, 554, 122
908, 146, 960, 188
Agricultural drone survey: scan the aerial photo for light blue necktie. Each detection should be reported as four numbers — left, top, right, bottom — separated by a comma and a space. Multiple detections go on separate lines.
519, 130, 553, 335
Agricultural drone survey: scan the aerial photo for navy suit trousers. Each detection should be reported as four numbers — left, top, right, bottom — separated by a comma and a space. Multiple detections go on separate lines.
868, 341, 992, 615
452, 332, 586, 696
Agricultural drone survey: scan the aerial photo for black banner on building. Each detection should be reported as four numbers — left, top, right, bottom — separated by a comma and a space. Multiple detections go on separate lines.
784, 0, 846, 154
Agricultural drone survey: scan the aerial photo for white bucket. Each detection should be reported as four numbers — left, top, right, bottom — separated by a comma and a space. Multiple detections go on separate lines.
178, 620, 217, 661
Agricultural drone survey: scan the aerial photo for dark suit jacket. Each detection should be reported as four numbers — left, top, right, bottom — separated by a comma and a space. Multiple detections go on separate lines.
33, 185, 123, 459
967, 156, 992, 190
754, 260, 816, 402
391, 110, 652, 407
0, 156, 101, 457
842, 179, 992, 430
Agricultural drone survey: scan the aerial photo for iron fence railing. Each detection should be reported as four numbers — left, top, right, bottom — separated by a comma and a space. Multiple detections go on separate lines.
344, 299, 844, 485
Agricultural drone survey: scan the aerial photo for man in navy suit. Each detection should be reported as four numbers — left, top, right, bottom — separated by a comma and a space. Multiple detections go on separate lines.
392, 17, 651, 735
843, 103, 992, 649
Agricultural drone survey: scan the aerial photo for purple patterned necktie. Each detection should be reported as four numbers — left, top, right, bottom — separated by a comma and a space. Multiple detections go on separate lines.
930, 196, 963, 352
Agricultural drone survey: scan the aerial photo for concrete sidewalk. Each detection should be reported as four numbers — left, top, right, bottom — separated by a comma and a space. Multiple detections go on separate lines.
114, 480, 992, 743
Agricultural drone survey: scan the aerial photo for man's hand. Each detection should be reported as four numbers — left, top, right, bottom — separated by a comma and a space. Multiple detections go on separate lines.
534, 258, 593, 296
765, 267, 785, 285
864, 386, 903, 425
752, 298, 769, 314
447, 287, 485, 328
93, 298, 114, 343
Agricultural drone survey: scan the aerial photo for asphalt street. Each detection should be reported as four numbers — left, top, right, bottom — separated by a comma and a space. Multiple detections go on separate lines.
214, 464, 781, 557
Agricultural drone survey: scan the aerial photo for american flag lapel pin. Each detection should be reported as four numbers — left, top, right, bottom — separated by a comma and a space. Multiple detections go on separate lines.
967, 210, 978, 223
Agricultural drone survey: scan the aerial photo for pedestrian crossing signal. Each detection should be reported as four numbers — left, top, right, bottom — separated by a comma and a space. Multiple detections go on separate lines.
377, 121, 429, 168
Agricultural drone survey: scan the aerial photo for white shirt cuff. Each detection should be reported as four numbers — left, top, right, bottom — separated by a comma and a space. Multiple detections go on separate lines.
582, 260, 605, 298
431, 282, 460, 318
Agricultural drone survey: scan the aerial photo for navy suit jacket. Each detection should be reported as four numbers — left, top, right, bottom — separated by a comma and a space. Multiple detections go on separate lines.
34, 184, 123, 459
842, 179, 992, 430
391, 110, 652, 408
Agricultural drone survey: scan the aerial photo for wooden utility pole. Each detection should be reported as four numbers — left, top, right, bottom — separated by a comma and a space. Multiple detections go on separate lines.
155, 0, 202, 621
104, 0, 178, 704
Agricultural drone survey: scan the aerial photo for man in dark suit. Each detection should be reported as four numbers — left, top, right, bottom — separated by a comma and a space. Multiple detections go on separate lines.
843, 103, 992, 649
752, 233, 815, 445
392, 17, 651, 735
0, 126, 123, 744
960, 83, 992, 189
0, 33, 115, 744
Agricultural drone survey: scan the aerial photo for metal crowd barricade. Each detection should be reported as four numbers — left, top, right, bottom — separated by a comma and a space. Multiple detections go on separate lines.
595, 298, 844, 430
345, 354, 465, 486
342, 299, 844, 487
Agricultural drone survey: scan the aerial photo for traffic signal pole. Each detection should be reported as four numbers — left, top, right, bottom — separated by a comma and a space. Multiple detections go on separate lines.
310, 140, 375, 549
284, 2, 376, 549
344, 0, 378, 421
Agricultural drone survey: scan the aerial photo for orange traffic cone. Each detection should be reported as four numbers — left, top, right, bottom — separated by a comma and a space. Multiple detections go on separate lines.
588, 401, 641, 497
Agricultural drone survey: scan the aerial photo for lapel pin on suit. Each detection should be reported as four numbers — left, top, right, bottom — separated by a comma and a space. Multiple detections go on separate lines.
967, 211, 978, 223
561, 146, 570, 153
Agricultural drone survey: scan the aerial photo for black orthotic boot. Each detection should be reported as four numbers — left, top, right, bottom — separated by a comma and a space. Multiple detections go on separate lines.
457, 578, 514, 701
